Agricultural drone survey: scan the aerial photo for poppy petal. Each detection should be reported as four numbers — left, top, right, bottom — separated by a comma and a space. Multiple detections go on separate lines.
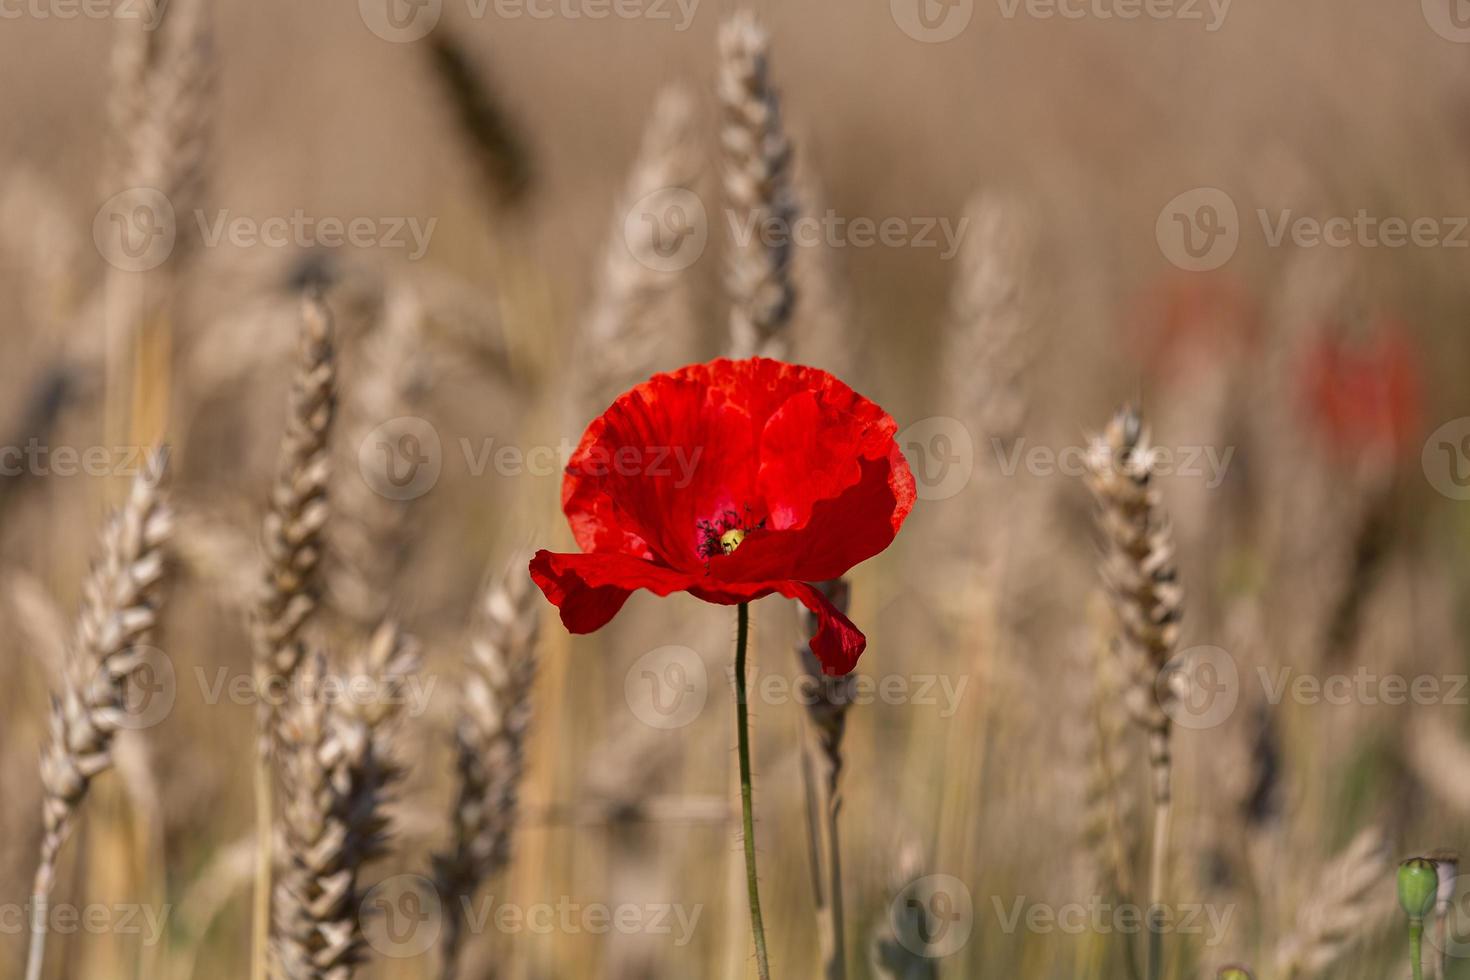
711, 453, 914, 585
529, 550, 697, 634
777, 580, 867, 676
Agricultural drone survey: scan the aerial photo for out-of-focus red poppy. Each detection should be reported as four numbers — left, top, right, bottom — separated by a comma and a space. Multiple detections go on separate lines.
1129, 272, 1261, 378
1298, 318, 1423, 467
530, 357, 915, 676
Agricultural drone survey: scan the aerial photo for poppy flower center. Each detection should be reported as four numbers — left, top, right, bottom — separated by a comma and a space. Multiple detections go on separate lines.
697, 507, 765, 560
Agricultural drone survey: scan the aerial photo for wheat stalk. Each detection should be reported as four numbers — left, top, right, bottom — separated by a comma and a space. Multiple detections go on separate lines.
27, 458, 173, 980
432, 556, 541, 980
1078, 601, 1140, 906
718, 10, 798, 358
271, 624, 419, 980
1085, 406, 1184, 980
794, 578, 854, 980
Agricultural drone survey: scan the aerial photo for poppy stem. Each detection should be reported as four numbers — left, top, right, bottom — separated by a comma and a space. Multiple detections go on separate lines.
735, 602, 772, 979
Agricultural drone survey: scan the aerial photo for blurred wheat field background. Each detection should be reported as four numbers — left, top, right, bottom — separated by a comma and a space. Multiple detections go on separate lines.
4, 1, 1470, 978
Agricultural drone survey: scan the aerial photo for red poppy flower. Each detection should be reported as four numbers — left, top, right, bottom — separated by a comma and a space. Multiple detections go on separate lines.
1298, 318, 1423, 467
1128, 271, 1260, 378
529, 357, 915, 676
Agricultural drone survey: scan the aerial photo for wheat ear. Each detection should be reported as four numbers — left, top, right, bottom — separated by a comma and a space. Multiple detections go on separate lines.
423, 23, 533, 208
252, 292, 337, 980
255, 292, 337, 754
1273, 828, 1394, 979
1085, 406, 1184, 980
579, 83, 702, 413
718, 10, 798, 358
432, 556, 541, 980
868, 840, 939, 980
27, 459, 173, 980
942, 192, 1035, 452
122, 0, 212, 256
329, 283, 426, 632
271, 624, 419, 980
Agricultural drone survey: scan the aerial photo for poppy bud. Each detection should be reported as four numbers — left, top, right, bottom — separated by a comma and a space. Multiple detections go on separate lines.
1400, 858, 1439, 920
1217, 967, 1254, 980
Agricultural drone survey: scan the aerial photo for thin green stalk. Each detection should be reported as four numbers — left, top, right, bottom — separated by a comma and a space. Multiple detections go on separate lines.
1410, 918, 1424, 980
735, 602, 771, 980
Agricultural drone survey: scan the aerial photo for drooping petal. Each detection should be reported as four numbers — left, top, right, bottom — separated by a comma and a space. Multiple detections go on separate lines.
529, 550, 697, 634
777, 580, 867, 676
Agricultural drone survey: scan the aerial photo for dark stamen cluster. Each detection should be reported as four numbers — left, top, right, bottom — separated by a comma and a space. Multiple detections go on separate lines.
697, 506, 765, 560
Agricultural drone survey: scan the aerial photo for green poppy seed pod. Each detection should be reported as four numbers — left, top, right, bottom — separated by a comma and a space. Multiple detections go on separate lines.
1400, 858, 1440, 920
1217, 966, 1254, 980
